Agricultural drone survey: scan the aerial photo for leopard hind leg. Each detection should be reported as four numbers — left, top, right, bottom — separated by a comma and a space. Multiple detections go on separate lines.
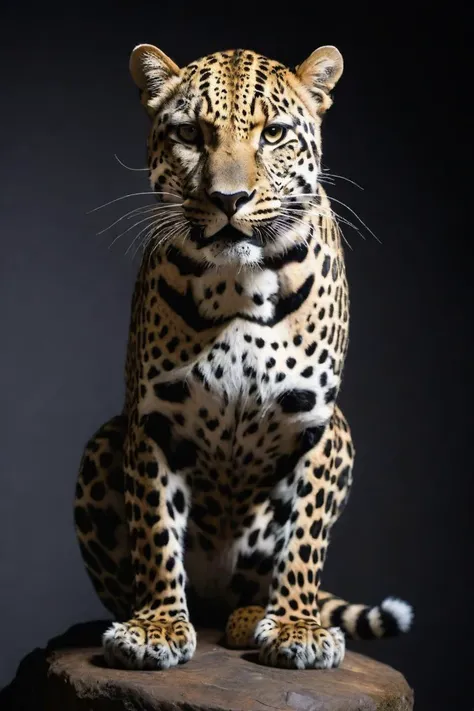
74, 414, 133, 620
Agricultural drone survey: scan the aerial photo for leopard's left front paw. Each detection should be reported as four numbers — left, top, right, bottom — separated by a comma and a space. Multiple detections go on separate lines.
254, 617, 345, 669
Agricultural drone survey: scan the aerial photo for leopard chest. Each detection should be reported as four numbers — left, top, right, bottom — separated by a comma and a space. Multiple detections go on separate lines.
138, 318, 340, 477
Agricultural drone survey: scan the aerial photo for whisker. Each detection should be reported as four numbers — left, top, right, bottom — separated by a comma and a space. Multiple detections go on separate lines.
276, 209, 317, 233
281, 193, 377, 243
282, 192, 322, 199
318, 176, 337, 186
325, 196, 380, 243
131, 216, 187, 258
108, 213, 164, 251
109, 212, 184, 251
149, 221, 189, 257
272, 217, 311, 249
88, 190, 182, 214
97, 203, 182, 235
125, 219, 166, 256
260, 222, 279, 243
135, 221, 168, 257
304, 203, 365, 237
277, 207, 313, 224
133, 227, 158, 259
114, 154, 150, 172
321, 170, 364, 190
331, 218, 353, 251
276, 203, 359, 250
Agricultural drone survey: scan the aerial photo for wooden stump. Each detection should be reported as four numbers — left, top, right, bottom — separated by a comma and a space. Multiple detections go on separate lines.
0, 622, 414, 711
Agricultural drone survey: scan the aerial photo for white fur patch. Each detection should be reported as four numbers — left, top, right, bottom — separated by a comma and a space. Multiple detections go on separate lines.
211, 240, 264, 267
381, 597, 414, 633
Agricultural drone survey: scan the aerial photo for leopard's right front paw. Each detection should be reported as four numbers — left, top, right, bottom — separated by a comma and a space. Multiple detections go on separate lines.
103, 617, 196, 670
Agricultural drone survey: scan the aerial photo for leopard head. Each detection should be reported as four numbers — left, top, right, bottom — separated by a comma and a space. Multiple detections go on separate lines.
130, 45, 343, 266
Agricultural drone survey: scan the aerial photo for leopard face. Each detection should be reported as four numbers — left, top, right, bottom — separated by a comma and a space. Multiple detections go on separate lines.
130, 45, 343, 267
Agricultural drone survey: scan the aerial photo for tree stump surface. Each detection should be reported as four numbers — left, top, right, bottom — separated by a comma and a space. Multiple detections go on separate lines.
0, 621, 414, 711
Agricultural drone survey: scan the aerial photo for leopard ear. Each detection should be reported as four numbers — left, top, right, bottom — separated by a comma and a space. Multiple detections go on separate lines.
296, 46, 343, 113
129, 44, 181, 115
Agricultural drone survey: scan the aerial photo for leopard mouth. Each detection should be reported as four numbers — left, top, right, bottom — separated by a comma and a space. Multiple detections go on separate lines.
214, 224, 261, 246
190, 224, 262, 249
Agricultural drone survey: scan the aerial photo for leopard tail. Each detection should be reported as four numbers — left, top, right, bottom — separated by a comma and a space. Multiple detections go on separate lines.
318, 589, 413, 639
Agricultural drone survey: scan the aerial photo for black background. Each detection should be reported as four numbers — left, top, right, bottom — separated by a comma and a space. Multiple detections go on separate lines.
0, 2, 471, 709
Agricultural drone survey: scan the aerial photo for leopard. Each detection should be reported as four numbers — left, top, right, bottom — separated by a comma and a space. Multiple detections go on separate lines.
74, 43, 413, 671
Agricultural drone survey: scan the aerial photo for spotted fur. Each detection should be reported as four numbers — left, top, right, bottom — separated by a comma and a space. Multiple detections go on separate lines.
74, 44, 413, 671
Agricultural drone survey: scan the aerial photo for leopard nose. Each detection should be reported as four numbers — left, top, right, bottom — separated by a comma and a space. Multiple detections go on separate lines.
208, 190, 255, 217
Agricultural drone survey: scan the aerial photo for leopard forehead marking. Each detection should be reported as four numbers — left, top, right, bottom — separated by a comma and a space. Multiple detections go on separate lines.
181, 50, 292, 128
155, 48, 322, 161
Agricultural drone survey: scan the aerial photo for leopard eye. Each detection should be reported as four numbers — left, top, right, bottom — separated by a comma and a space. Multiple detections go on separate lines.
262, 125, 287, 145
176, 124, 199, 144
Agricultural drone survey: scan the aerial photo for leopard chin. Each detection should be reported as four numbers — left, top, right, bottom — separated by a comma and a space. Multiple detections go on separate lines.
186, 224, 265, 267
210, 239, 264, 267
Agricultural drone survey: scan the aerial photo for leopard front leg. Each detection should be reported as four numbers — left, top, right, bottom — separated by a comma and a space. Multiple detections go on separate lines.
103, 412, 196, 670
255, 414, 354, 669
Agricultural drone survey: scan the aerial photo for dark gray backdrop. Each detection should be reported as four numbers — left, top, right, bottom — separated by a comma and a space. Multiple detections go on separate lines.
1, 3, 471, 709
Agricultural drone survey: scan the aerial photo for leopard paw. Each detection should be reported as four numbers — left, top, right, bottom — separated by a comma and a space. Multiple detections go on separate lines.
103, 618, 196, 670
225, 605, 266, 649
254, 617, 345, 669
